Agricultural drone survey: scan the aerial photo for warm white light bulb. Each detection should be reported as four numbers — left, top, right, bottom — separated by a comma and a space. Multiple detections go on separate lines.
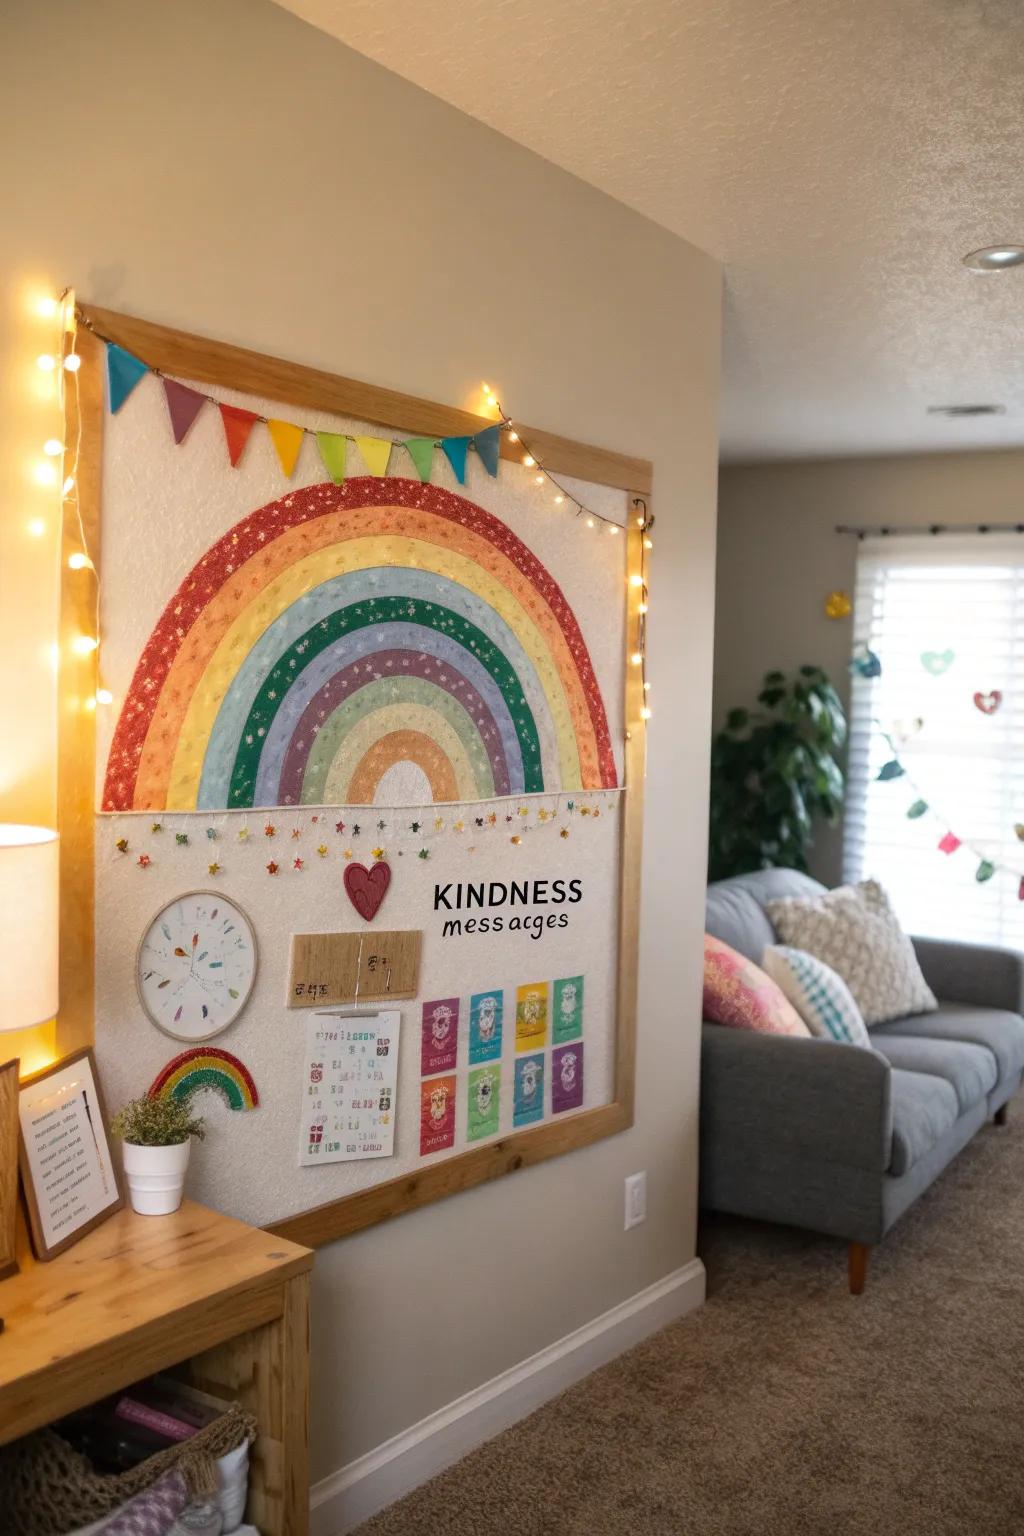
638, 601, 648, 614
535, 473, 544, 484
482, 382, 492, 395
72, 634, 99, 655
68, 552, 92, 570
640, 706, 652, 720
643, 537, 653, 550
43, 438, 62, 457
631, 652, 643, 666
554, 494, 564, 504
34, 462, 57, 486
644, 681, 651, 692
84, 695, 97, 712
629, 573, 644, 588
63, 476, 75, 496
96, 688, 114, 705
608, 525, 619, 536
636, 514, 645, 527
586, 517, 595, 528
36, 353, 56, 372
523, 455, 535, 467
508, 430, 519, 442
63, 353, 81, 373
27, 517, 46, 538
36, 296, 58, 318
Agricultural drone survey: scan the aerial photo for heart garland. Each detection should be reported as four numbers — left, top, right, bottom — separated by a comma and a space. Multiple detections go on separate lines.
973, 690, 1002, 715
921, 649, 955, 676
343, 860, 392, 922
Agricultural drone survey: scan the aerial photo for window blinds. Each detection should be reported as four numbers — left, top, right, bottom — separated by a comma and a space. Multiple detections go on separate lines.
845, 534, 1024, 945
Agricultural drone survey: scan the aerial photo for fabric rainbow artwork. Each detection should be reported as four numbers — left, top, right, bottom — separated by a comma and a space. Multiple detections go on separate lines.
148, 1047, 260, 1112
103, 479, 618, 811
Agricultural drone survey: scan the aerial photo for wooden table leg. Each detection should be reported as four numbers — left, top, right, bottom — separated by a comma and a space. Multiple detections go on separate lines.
848, 1241, 870, 1296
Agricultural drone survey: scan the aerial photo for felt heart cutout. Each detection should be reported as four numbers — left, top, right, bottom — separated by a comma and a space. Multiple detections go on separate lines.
343, 860, 391, 922
921, 649, 955, 676
973, 690, 1002, 715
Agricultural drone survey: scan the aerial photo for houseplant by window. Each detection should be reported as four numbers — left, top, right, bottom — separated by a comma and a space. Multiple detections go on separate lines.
709, 665, 846, 881
110, 1096, 205, 1215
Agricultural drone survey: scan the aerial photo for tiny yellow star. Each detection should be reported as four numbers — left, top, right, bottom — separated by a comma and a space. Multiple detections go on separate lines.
518, 806, 529, 818
453, 821, 464, 833
208, 861, 221, 875
344, 848, 353, 859
560, 827, 570, 839
372, 846, 385, 859
237, 826, 250, 841
317, 843, 328, 857
538, 808, 549, 821
434, 817, 444, 830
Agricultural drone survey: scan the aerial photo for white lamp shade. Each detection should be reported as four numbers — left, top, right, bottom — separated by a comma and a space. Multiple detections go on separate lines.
0, 825, 59, 1031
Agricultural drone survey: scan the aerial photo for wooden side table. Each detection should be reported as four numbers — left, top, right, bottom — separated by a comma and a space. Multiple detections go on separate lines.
0, 1199, 313, 1535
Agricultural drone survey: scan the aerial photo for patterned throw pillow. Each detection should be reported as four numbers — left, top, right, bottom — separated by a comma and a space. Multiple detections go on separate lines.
762, 945, 872, 1048
703, 934, 810, 1036
765, 880, 937, 1027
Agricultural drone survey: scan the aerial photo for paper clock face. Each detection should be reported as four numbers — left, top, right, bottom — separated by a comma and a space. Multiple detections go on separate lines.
137, 891, 258, 1042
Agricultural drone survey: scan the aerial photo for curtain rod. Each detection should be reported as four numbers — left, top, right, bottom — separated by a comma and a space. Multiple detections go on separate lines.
836, 521, 1024, 539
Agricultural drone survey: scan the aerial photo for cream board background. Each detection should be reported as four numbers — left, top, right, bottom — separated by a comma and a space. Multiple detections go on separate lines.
93, 370, 627, 1228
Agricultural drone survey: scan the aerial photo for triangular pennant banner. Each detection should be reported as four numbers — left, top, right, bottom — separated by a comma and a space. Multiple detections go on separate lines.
316, 431, 347, 485
107, 344, 148, 413
219, 403, 259, 468
356, 436, 392, 477
906, 799, 929, 819
474, 425, 501, 477
938, 832, 961, 855
441, 435, 470, 484
162, 378, 206, 444
405, 438, 435, 483
976, 859, 996, 884
876, 759, 905, 781
267, 419, 305, 479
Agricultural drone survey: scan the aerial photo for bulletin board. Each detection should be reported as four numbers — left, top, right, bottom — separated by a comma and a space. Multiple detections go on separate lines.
58, 307, 650, 1246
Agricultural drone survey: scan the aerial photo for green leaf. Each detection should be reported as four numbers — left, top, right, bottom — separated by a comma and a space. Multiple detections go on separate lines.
725, 707, 749, 731
976, 859, 997, 884
907, 799, 928, 819
877, 759, 906, 781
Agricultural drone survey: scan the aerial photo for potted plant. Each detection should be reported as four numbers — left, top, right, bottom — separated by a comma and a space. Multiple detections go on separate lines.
708, 665, 846, 881
110, 1096, 205, 1216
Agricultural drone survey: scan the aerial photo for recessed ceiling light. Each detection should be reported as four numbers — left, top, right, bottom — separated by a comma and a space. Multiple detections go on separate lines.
927, 403, 1006, 417
962, 246, 1024, 271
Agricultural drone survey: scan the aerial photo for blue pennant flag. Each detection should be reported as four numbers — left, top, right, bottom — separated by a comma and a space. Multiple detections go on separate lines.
107, 344, 149, 413
474, 425, 501, 478
441, 435, 470, 484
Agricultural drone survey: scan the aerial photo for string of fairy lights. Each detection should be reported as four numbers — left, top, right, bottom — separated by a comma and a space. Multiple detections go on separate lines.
26, 291, 652, 731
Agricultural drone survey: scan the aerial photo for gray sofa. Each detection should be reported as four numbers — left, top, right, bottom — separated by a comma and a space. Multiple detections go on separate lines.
701, 869, 1024, 1292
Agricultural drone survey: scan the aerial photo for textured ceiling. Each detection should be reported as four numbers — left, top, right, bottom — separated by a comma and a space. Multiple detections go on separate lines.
273, 0, 1024, 463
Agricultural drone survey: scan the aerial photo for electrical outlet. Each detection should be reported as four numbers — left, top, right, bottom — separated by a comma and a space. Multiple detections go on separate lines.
624, 1171, 647, 1230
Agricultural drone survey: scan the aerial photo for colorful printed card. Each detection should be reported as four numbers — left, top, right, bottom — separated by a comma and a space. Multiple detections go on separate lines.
420, 1073, 457, 1155
515, 982, 548, 1053
552, 1042, 584, 1114
469, 989, 503, 1064
467, 1065, 501, 1141
552, 975, 584, 1044
513, 1053, 545, 1127
421, 997, 459, 1075
298, 1009, 400, 1165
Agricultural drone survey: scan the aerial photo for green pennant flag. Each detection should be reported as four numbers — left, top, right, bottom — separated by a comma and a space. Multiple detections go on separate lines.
907, 799, 928, 819
976, 859, 996, 883
316, 432, 347, 485
877, 760, 906, 781
405, 438, 435, 483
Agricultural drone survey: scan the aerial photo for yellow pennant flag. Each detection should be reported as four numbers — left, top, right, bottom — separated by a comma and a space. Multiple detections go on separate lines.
267, 418, 305, 479
355, 435, 392, 478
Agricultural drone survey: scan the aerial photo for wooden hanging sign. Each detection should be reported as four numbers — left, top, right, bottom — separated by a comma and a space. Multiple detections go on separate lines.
287, 930, 422, 1008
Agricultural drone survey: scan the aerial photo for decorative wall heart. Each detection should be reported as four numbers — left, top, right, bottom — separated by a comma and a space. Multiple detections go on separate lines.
921, 649, 955, 676
973, 690, 1002, 716
343, 860, 392, 922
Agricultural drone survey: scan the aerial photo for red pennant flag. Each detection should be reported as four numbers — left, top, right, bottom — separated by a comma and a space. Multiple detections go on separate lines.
938, 832, 961, 855
220, 403, 260, 467
162, 378, 206, 444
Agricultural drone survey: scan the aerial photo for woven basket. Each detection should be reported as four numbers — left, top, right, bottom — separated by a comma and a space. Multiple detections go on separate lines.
0, 1404, 257, 1536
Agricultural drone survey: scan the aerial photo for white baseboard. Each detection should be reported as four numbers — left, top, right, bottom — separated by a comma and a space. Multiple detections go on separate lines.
310, 1257, 706, 1536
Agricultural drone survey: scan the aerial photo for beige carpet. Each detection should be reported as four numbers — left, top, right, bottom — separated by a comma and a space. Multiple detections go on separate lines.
354, 1104, 1024, 1536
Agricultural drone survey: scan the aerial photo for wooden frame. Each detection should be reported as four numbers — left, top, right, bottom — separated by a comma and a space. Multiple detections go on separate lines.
136, 889, 260, 1042
0, 1057, 19, 1282
61, 304, 651, 1248
17, 1045, 123, 1260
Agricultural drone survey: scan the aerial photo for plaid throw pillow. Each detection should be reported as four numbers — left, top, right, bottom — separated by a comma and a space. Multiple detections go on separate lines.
763, 945, 872, 1048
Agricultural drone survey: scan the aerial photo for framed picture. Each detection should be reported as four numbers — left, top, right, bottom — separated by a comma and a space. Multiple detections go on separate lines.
0, 1057, 19, 1282
136, 891, 259, 1042
17, 1047, 123, 1261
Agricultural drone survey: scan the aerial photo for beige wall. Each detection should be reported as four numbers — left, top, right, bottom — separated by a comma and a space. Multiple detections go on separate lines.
1, 0, 721, 1476
715, 449, 1024, 885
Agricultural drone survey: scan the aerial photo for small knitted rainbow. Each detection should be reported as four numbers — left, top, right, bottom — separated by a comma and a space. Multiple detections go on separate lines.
148, 1046, 259, 1112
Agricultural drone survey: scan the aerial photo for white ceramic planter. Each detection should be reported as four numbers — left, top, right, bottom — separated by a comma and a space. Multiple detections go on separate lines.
122, 1138, 191, 1216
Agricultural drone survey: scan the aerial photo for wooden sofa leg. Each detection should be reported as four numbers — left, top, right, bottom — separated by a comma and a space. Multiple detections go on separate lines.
848, 1241, 870, 1296
995, 1104, 1009, 1126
